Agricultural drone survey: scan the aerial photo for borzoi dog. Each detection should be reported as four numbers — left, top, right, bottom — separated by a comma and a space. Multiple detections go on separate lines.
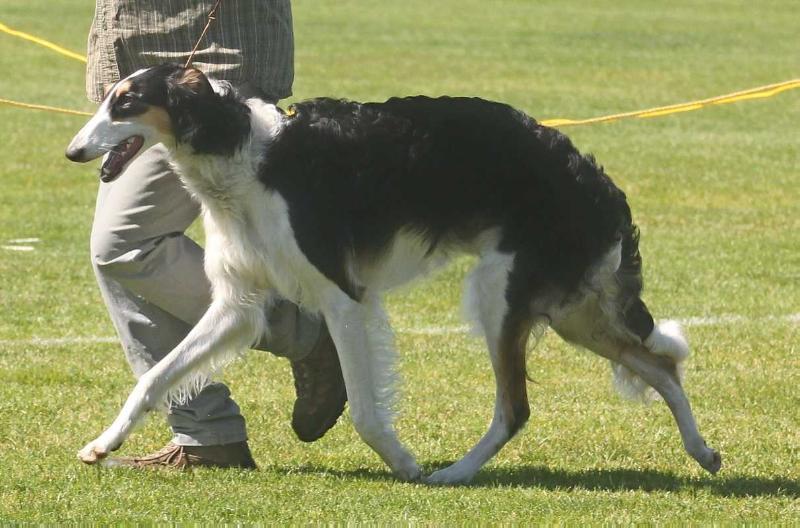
66, 63, 721, 483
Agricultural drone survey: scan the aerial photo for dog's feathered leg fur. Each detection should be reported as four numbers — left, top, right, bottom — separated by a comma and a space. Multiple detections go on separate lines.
550, 240, 720, 475
320, 288, 421, 481
617, 342, 722, 474
428, 250, 532, 484
612, 320, 690, 400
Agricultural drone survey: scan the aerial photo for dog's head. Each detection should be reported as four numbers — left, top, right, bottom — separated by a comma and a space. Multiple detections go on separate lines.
66, 63, 249, 182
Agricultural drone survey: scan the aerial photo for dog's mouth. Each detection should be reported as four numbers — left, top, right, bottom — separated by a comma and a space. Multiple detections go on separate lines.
100, 135, 144, 182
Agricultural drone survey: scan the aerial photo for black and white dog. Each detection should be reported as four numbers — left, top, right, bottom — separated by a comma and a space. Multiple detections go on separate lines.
66, 64, 720, 483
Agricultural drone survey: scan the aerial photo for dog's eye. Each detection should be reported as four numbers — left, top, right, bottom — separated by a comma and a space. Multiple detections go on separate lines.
110, 91, 146, 120
117, 93, 138, 109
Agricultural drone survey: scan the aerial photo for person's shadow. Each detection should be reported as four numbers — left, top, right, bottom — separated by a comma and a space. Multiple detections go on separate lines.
272, 462, 799, 498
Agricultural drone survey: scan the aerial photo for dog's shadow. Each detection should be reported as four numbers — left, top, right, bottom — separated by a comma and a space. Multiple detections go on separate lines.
272, 462, 799, 498
470, 464, 800, 499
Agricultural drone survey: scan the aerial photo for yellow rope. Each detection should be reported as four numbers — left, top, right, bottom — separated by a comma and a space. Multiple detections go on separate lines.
0, 97, 92, 117
0, 21, 798, 126
2, 80, 797, 124
540, 79, 800, 127
0, 22, 86, 63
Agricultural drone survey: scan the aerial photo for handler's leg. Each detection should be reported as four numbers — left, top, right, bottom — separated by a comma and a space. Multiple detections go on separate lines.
90, 145, 344, 466
91, 144, 250, 448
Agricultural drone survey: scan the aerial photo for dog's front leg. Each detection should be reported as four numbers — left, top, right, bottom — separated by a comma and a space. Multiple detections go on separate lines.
78, 299, 264, 464
321, 290, 421, 481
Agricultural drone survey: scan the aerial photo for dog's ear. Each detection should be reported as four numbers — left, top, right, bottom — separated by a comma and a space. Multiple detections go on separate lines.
165, 66, 215, 145
168, 67, 213, 99
164, 65, 250, 155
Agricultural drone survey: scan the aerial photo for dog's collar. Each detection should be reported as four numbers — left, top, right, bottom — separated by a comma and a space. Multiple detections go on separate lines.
282, 105, 297, 118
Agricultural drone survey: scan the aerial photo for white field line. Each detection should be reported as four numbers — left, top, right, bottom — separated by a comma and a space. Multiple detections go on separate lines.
677, 313, 800, 327
398, 313, 800, 335
0, 336, 119, 346
1, 245, 35, 251
0, 313, 797, 347
2, 237, 41, 252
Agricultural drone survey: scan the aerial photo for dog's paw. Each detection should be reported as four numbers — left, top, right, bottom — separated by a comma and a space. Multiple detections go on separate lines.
689, 440, 722, 475
384, 448, 422, 481
424, 463, 476, 486
393, 463, 422, 482
78, 433, 123, 465
699, 448, 722, 475
390, 454, 422, 482
390, 453, 422, 482
78, 440, 110, 464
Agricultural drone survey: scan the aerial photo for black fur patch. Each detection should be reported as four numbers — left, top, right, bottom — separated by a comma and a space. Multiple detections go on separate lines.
165, 68, 251, 156
259, 96, 635, 304
109, 90, 149, 120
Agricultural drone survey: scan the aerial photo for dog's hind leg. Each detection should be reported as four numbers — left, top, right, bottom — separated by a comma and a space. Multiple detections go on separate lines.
321, 288, 421, 481
78, 298, 265, 464
427, 251, 533, 485
616, 324, 721, 474
550, 245, 721, 474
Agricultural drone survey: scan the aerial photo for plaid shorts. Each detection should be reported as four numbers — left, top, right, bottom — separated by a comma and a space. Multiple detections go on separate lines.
85, 0, 294, 102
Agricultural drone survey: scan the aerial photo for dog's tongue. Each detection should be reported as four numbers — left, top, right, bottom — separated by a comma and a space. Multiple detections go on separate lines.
100, 152, 126, 182
100, 136, 144, 182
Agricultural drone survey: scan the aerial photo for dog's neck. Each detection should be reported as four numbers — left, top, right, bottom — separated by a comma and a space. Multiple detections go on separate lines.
167, 98, 283, 210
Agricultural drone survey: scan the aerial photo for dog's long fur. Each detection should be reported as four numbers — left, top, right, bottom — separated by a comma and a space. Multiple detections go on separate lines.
67, 64, 720, 483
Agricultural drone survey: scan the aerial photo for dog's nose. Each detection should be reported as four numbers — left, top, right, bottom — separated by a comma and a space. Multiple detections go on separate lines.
65, 146, 85, 162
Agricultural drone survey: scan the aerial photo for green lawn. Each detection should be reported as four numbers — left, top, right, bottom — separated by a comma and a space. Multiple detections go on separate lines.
1, 0, 798, 522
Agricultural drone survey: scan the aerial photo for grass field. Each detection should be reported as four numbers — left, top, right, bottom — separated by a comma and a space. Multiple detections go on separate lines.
1, 0, 799, 522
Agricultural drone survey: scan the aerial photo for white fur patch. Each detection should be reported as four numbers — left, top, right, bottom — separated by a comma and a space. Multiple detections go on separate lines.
613, 320, 690, 402
611, 363, 657, 401
355, 230, 451, 292
645, 320, 690, 362
462, 250, 514, 340
363, 294, 401, 422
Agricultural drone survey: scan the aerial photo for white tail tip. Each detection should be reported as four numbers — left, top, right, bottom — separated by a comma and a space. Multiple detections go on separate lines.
644, 320, 690, 363
612, 320, 691, 402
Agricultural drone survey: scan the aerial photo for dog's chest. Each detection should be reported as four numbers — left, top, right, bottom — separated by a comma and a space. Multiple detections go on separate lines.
201, 189, 324, 308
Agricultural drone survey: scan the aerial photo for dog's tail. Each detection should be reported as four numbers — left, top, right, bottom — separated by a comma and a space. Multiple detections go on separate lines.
611, 320, 690, 400
610, 225, 690, 401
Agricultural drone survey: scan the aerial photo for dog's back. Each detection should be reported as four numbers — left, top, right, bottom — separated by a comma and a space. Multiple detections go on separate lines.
260, 96, 632, 305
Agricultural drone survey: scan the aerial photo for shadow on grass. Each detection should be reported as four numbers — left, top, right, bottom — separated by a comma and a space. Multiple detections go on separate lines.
273, 463, 799, 498
469, 465, 800, 498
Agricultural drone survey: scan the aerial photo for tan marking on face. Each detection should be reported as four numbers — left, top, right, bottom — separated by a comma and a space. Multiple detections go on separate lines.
114, 80, 133, 99
138, 106, 172, 136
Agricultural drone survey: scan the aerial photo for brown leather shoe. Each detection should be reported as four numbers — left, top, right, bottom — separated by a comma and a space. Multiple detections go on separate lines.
105, 441, 257, 469
290, 323, 347, 442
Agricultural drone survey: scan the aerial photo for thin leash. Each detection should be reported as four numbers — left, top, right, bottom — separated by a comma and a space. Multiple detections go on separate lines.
184, 0, 223, 68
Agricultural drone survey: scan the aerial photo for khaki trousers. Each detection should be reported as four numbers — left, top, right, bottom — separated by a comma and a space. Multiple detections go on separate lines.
90, 144, 320, 446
